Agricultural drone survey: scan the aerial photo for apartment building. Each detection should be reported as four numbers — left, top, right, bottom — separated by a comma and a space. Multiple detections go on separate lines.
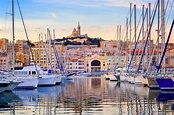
0, 50, 11, 70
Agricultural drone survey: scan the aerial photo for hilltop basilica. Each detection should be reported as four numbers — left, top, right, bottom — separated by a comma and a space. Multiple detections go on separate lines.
67, 22, 88, 38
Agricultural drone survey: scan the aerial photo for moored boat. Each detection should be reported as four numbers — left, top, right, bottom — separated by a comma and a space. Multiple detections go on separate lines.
109, 73, 117, 81
0, 80, 10, 93
147, 75, 160, 89
135, 74, 148, 86
156, 77, 174, 91
13, 66, 39, 89
55, 74, 62, 85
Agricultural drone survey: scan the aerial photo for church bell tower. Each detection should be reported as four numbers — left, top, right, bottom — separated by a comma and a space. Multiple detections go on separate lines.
77, 22, 81, 35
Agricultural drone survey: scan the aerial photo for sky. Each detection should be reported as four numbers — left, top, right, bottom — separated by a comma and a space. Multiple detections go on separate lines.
0, 0, 173, 42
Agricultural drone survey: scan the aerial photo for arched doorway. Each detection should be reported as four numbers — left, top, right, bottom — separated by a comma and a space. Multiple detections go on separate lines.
91, 60, 101, 72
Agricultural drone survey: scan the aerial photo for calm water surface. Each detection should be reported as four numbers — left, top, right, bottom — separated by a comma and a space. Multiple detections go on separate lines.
0, 76, 174, 115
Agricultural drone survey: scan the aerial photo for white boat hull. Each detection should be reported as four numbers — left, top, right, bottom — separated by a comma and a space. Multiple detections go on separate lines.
134, 76, 143, 85
136, 75, 148, 86
5, 81, 21, 91
56, 75, 62, 85
120, 74, 127, 82
109, 74, 117, 81
15, 77, 38, 89
129, 75, 135, 84
66, 75, 74, 80
38, 74, 57, 86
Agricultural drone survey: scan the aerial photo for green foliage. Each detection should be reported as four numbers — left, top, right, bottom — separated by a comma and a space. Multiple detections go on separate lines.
26, 40, 35, 47
56, 37, 104, 47
63, 40, 82, 45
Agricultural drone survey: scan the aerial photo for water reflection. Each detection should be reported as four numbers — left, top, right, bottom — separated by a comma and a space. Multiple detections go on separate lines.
0, 77, 174, 114
0, 92, 21, 108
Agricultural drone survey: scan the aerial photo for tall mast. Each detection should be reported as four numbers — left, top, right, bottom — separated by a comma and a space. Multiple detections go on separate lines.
142, 5, 145, 68
45, 33, 49, 69
134, 4, 136, 68
116, 25, 119, 67
53, 29, 56, 39
134, 4, 136, 43
161, 0, 165, 73
47, 28, 52, 70
125, 18, 128, 67
157, 1, 160, 67
149, 3, 151, 41
148, 3, 151, 66
130, 3, 132, 42
12, 0, 15, 72
119, 25, 121, 67
146, 3, 150, 65
120, 25, 121, 42
129, 3, 132, 70
142, 5, 144, 41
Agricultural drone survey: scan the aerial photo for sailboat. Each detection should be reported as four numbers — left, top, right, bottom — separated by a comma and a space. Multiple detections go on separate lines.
45, 28, 62, 85
0, 72, 21, 92
147, 0, 174, 90
35, 33, 57, 86
9, 0, 39, 89
135, 0, 162, 87
0, 78, 11, 93
0, 0, 22, 92
156, 19, 174, 91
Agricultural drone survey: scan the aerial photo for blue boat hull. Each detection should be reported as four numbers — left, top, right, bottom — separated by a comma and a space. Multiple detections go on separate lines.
156, 78, 174, 91
157, 92, 174, 102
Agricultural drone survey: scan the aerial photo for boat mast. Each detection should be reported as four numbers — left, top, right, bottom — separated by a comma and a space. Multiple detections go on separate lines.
116, 25, 119, 68
134, 4, 136, 43
142, 5, 145, 70
130, 3, 132, 44
134, 4, 137, 69
125, 18, 128, 67
12, 0, 15, 72
149, 3, 151, 41
161, 0, 165, 73
148, 3, 151, 68
45, 33, 49, 69
128, 3, 132, 72
156, 19, 174, 73
119, 25, 122, 68
157, 0, 160, 71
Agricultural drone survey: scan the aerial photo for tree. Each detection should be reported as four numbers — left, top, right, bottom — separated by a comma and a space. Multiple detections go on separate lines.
83, 41, 87, 45
26, 40, 35, 47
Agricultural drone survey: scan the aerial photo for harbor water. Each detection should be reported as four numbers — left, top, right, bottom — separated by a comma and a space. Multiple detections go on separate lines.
0, 76, 174, 115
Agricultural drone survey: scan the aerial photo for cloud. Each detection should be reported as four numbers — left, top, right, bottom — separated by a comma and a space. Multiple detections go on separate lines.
51, 13, 57, 18
33, 0, 156, 8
